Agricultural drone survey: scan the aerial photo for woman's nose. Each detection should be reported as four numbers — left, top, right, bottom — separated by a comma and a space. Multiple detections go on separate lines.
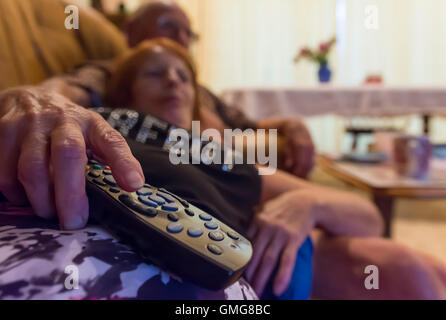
165, 69, 180, 85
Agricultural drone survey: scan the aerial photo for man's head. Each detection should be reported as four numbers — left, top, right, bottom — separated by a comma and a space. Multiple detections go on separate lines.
126, 1, 197, 50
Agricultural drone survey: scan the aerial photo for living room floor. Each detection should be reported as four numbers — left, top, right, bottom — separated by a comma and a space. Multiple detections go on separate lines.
311, 167, 446, 265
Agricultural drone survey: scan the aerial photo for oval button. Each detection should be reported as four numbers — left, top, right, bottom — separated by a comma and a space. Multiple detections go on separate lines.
207, 244, 223, 255
187, 227, 203, 238
137, 187, 153, 196
205, 221, 218, 230
167, 222, 183, 234
227, 231, 240, 241
209, 231, 224, 242
199, 214, 212, 221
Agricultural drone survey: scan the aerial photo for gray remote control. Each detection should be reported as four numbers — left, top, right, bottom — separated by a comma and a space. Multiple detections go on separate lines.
85, 160, 253, 291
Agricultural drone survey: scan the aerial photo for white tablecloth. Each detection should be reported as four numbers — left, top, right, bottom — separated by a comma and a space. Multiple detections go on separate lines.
221, 86, 446, 120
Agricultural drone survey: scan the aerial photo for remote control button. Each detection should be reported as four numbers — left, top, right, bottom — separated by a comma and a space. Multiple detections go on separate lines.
204, 221, 218, 230
199, 214, 212, 221
109, 188, 120, 194
168, 213, 179, 222
92, 164, 102, 170
104, 166, 111, 170
119, 195, 157, 217
187, 227, 203, 238
88, 159, 99, 165
103, 170, 112, 176
88, 171, 100, 178
140, 207, 157, 218
158, 188, 190, 208
119, 194, 132, 204
162, 204, 178, 212
149, 195, 165, 205
184, 208, 195, 217
137, 187, 153, 196
138, 196, 158, 208
167, 222, 183, 234
86, 165, 91, 171
156, 192, 175, 203
93, 179, 107, 187
179, 199, 190, 208
209, 231, 225, 242
104, 175, 117, 187
227, 231, 240, 241
207, 244, 223, 255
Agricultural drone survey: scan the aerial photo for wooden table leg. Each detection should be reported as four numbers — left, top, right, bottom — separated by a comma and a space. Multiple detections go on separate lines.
373, 195, 395, 238
422, 114, 431, 135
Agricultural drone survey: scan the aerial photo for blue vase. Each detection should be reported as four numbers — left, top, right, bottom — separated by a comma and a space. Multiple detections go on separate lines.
318, 62, 332, 83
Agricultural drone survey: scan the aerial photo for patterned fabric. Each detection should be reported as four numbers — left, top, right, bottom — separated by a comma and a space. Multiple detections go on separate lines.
0, 213, 258, 300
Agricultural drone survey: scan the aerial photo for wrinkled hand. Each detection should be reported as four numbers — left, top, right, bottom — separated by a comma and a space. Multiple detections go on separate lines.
0, 87, 145, 229
245, 190, 317, 297
280, 119, 315, 178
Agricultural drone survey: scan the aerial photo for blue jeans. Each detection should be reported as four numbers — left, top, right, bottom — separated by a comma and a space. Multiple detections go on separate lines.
260, 237, 314, 300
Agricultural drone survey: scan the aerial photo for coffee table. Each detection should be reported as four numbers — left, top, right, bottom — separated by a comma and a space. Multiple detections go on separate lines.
318, 154, 446, 237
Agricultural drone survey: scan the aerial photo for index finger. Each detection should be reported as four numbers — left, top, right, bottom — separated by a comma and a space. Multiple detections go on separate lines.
273, 240, 301, 296
86, 113, 145, 192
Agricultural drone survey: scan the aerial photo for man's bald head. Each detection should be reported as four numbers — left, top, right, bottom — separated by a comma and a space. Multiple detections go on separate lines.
126, 1, 195, 50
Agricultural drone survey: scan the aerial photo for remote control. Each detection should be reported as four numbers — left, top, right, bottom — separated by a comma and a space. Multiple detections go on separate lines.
85, 160, 253, 291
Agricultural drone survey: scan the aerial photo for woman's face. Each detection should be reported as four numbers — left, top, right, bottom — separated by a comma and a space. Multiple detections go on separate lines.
130, 48, 195, 127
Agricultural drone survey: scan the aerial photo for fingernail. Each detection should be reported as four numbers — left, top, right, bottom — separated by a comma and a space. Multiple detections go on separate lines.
63, 214, 85, 230
126, 171, 144, 189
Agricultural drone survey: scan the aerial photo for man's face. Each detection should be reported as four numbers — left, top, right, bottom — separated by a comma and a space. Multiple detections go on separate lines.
129, 7, 197, 50
153, 10, 197, 49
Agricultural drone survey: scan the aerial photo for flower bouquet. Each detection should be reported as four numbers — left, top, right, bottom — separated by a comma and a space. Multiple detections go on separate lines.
294, 37, 336, 83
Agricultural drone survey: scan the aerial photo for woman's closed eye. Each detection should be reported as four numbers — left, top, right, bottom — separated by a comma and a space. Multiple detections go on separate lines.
143, 69, 165, 78
176, 69, 190, 83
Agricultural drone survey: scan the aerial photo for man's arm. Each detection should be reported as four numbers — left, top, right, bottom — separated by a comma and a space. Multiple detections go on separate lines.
39, 60, 114, 107
257, 118, 315, 178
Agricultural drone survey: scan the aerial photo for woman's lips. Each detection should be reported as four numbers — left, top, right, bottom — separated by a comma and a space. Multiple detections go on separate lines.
162, 95, 182, 105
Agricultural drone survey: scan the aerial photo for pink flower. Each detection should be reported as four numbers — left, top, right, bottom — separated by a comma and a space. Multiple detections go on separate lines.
319, 43, 329, 52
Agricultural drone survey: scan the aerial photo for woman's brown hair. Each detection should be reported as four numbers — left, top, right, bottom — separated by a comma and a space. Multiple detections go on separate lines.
106, 38, 200, 120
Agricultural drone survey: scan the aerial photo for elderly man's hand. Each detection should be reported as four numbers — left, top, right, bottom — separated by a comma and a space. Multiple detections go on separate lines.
280, 119, 315, 178
244, 189, 318, 297
0, 87, 145, 229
